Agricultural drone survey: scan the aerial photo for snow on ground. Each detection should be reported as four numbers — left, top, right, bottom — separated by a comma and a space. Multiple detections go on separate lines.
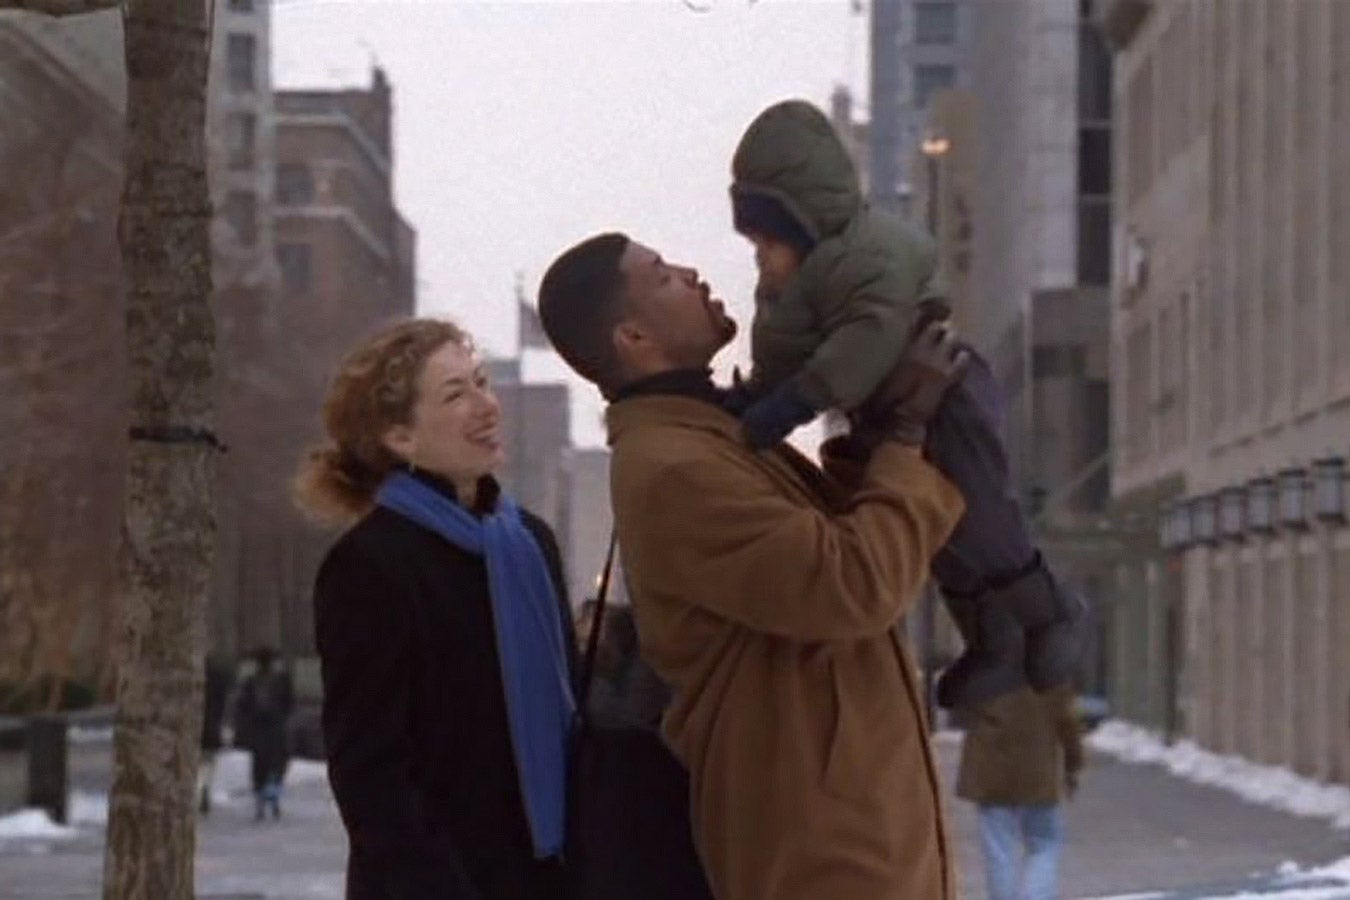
0, 809, 78, 844
69, 790, 108, 827
1087, 857, 1350, 899
1, 752, 328, 848
1088, 720, 1350, 830
212, 750, 328, 795
67, 725, 114, 745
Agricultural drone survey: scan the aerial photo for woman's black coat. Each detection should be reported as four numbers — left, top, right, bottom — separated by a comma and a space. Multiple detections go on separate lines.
313, 476, 576, 900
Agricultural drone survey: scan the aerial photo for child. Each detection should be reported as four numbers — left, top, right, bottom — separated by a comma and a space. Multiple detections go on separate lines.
729, 99, 1083, 709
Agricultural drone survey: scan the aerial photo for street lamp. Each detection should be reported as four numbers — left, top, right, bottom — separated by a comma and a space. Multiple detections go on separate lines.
1313, 456, 1346, 522
1191, 494, 1218, 545
1173, 499, 1194, 549
1246, 476, 1276, 534
1158, 502, 1175, 550
920, 134, 952, 239
1279, 467, 1310, 529
921, 135, 953, 157
918, 129, 951, 732
1219, 486, 1246, 541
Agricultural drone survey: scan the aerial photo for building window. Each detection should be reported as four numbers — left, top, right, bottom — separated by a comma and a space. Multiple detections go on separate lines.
1078, 19, 1112, 123
1079, 125, 1111, 197
277, 243, 312, 295
228, 0, 254, 10
915, 2, 957, 45
226, 33, 256, 93
1032, 344, 1086, 379
223, 191, 257, 247
1078, 199, 1110, 286
1127, 56, 1154, 204
226, 112, 255, 170
1125, 322, 1152, 462
276, 163, 314, 206
913, 64, 956, 108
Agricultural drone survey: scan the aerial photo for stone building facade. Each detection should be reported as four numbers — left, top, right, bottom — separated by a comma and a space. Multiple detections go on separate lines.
1103, 0, 1350, 780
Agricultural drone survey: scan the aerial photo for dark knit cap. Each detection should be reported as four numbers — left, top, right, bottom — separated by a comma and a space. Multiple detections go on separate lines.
730, 187, 816, 258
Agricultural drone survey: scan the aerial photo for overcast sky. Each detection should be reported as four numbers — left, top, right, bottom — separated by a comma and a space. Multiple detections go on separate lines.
273, 0, 867, 447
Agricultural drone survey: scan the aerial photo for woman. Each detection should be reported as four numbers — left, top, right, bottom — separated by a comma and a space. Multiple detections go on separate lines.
295, 319, 577, 900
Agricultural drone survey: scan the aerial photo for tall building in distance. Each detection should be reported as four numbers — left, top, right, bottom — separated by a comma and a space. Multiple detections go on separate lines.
1102, 0, 1350, 783
556, 447, 624, 608
857, 0, 1116, 694
487, 357, 572, 538
868, 0, 972, 215
0, 6, 424, 674
0, 0, 303, 677
962, 1, 1113, 517
210, 0, 291, 662
212, 0, 278, 296
259, 67, 418, 656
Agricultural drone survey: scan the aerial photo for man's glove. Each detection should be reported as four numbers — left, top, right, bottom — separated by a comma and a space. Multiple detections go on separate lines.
739, 378, 818, 449
924, 351, 1035, 582
864, 319, 970, 446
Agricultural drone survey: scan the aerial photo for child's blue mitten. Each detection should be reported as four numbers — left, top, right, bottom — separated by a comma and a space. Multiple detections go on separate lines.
740, 379, 817, 449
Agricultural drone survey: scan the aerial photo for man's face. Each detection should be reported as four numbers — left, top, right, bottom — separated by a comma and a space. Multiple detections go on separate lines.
616, 241, 737, 370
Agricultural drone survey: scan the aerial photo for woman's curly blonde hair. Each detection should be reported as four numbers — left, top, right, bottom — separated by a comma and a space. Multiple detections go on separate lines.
293, 318, 471, 523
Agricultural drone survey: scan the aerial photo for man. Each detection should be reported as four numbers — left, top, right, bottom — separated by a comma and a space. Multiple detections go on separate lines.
235, 646, 294, 821
539, 232, 968, 900
956, 686, 1084, 900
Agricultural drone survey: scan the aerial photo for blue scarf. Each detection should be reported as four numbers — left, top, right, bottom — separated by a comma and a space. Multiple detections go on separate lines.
376, 471, 576, 858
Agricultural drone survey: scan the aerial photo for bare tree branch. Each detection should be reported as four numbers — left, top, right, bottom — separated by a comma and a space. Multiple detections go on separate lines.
0, 0, 121, 15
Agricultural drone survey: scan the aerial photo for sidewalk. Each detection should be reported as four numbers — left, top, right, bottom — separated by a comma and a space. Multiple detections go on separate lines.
935, 736, 1350, 899
2, 737, 1348, 898
0, 750, 347, 900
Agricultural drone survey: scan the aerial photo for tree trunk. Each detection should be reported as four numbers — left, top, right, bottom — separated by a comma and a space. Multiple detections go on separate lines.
102, 1, 215, 897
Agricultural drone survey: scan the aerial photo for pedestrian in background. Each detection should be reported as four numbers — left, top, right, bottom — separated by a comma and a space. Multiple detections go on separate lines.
957, 685, 1084, 900
236, 646, 294, 821
198, 654, 234, 816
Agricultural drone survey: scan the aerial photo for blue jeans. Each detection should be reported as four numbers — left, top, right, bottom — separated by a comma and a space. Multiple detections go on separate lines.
976, 804, 1064, 900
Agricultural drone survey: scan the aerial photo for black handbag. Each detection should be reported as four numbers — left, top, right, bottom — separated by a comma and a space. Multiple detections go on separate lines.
567, 533, 715, 900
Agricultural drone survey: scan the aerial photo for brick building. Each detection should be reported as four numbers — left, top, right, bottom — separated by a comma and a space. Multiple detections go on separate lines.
0, 10, 126, 693
0, 9, 419, 688
265, 68, 418, 655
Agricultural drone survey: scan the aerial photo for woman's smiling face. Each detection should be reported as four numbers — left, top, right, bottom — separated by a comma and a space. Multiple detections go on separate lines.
381, 340, 504, 491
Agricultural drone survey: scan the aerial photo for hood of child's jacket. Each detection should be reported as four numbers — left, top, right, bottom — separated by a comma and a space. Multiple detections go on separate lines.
730, 99, 863, 242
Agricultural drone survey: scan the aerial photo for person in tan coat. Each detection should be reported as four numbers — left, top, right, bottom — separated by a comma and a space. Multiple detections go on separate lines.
956, 686, 1085, 900
538, 231, 970, 900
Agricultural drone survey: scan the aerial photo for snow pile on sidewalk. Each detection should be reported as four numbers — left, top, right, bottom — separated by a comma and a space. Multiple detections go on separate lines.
67, 725, 114, 745
69, 790, 108, 827
1089, 857, 1350, 899
1088, 720, 1350, 829
0, 808, 78, 843
1295, 855, 1350, 886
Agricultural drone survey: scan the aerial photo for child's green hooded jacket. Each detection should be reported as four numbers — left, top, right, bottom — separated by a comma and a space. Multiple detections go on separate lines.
732, 99, 943, 411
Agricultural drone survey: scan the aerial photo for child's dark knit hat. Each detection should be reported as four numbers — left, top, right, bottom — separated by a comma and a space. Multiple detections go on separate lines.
731, 187, 817, 259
